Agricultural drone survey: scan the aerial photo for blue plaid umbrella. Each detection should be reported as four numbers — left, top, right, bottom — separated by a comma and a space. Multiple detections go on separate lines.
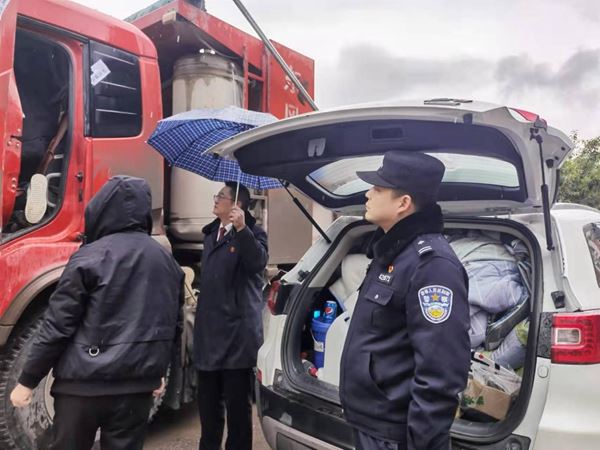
148, 106, 282, 189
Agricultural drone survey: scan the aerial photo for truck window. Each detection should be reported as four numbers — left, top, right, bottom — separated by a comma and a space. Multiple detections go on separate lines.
88, 41, 142, 138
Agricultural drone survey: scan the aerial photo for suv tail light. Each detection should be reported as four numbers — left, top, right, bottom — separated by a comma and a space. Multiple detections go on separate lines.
266, 280, 281, 315
510, 108, 540, 122
551, 312, 600, 364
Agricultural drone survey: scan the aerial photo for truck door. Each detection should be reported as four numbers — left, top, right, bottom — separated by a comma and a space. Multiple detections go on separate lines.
0, 0, 23, 233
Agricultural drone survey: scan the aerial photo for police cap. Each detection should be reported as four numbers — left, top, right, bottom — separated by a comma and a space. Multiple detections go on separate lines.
357, 151, 445, 203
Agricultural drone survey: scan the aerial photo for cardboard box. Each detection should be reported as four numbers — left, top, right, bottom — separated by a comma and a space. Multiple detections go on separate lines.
461, 378, 512, 421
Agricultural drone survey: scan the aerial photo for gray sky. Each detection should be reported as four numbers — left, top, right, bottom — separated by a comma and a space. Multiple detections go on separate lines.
73, 0, 600, 138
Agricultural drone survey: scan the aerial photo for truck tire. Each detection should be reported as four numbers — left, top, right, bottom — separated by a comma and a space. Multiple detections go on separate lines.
0, 311, 167, 449
0, 312, 54, 450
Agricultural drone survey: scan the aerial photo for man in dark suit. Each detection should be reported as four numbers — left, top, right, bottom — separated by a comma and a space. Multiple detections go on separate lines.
193, 182, 268, 450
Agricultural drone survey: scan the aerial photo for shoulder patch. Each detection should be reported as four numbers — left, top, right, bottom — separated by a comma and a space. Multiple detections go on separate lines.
418, 285, 453, 324
416, 239, 434, 257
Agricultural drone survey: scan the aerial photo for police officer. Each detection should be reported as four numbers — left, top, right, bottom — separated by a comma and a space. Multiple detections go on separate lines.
339, 151, 470, 450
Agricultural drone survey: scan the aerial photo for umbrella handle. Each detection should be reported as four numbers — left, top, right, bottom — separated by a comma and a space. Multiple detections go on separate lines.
234, 172, 241, 205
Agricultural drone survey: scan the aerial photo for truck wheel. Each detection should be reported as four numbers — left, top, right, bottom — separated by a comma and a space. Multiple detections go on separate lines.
0, 312, 54, 450
0, 311, 167, 449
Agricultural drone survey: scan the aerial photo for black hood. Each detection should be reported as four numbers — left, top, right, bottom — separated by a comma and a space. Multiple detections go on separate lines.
84, 176, 152, 243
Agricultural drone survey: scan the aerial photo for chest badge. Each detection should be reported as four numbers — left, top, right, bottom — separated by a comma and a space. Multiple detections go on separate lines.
376, 265, 395, 285
418, 285, 453, 324
229, 246, 236, 253
378, 273, 394, 284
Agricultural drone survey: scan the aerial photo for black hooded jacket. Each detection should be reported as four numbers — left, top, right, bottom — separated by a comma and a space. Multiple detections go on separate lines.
19, 176, 184, 396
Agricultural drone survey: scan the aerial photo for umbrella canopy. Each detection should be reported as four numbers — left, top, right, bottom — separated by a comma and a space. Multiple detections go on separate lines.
148, 106, 282, 189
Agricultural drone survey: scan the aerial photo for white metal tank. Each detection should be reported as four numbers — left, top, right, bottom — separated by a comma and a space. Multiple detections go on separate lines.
169, 52, 243, 241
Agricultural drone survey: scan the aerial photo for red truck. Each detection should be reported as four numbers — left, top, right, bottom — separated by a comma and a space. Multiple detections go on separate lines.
0, 0, 315, 447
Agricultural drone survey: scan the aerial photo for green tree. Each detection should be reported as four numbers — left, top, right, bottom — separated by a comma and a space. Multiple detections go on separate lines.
559, 133, 600, 209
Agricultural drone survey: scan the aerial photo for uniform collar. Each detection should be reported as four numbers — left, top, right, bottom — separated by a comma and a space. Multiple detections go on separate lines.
368, 204, 444, 265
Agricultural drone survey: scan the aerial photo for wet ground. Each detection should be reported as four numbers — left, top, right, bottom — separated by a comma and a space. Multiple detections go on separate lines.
144, 403, 270, 450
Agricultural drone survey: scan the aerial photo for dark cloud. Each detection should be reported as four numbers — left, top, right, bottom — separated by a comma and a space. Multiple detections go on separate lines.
495, 49, 600, 107
495, 55, 552, 92
318, 44, 600, 111
318, 44, 493, 106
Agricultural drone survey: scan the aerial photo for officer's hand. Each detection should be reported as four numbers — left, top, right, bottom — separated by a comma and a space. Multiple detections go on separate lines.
229, 207, 246, 232
153, 377, 166, 398
10, 384, 33, 408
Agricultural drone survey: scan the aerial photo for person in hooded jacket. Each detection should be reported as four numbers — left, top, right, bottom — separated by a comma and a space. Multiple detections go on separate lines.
193, 182, 268, 450
10, 176, 184, 450
339, 152, 471, 450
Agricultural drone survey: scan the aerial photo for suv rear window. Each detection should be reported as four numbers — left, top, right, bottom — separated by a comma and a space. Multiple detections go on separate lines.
307, 153, 519, 196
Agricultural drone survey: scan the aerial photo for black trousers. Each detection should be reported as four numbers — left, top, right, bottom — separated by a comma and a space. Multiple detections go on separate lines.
197, 368, 254, 450
353, 430, 400, 450
50, 393, 153, 450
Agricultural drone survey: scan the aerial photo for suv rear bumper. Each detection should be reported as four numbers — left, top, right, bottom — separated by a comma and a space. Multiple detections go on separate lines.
256, 382, 533, 450
256, 382, 353, 449
261, 417, 343, 450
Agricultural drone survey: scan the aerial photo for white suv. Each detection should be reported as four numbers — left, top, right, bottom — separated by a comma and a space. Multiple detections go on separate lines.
211, 100, 600, 450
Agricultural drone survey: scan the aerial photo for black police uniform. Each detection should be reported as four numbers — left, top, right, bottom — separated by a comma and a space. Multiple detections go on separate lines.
339, 152, 471, 450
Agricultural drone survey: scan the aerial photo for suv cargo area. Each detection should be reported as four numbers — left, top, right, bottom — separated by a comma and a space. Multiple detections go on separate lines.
209, 101, 590, 449
279, 217, 541, 443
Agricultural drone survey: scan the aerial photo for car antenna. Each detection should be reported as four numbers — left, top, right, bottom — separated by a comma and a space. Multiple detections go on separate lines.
530, 120, 554, 251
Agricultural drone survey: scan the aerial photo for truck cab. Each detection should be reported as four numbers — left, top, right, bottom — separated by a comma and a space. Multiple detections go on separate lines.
0, 1, 315, 448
